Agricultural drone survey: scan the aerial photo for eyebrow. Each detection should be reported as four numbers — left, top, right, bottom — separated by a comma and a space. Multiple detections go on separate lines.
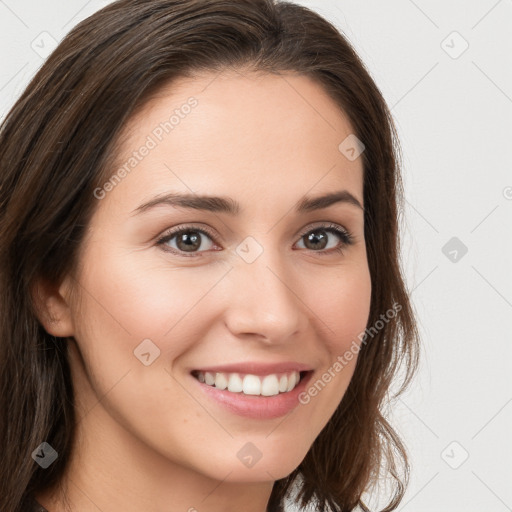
131, 189, 364, 216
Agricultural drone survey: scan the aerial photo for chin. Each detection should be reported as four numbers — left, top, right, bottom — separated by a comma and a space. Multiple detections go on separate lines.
204, 447, 307, 483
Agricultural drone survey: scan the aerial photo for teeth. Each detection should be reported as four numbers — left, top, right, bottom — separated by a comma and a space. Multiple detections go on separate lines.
243, 374, 261, 395
286, 371, 297, 392
228, 373, 243, 393
261, 375, 279, 396
278, 374, 288, 393
194, 370, 302, 396
215, 372, 228, 390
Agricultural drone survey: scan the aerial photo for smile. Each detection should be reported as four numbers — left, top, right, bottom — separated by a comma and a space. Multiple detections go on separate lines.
191, 370, 305, 396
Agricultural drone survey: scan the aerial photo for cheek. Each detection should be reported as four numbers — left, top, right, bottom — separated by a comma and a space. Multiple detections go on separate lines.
72, 247, 231, 363
67, 251, 233, 461
296, 262, 371, 408
313, 261, 372, 352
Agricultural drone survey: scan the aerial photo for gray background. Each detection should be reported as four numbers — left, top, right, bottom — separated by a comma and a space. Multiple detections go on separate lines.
1, 1, 511, 511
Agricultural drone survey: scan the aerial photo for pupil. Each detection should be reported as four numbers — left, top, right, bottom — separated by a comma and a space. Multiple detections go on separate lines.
307, 230, 327, 250
178, 231, 200, 252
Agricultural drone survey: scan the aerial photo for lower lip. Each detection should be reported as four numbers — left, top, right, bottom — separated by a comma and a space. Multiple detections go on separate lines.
191, 371, 314, 420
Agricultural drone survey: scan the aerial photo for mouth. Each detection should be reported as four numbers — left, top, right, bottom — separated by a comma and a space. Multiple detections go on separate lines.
190, 369, 311, 397
190, 368, 314, 419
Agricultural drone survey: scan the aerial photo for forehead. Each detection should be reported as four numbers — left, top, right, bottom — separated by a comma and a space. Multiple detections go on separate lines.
97, 70, 364, 217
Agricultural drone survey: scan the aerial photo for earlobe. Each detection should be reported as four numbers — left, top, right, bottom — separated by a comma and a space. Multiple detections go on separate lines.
31, 276, 75, 338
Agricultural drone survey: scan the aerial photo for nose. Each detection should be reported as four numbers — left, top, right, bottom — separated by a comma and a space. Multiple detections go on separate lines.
221, 246, 306, 345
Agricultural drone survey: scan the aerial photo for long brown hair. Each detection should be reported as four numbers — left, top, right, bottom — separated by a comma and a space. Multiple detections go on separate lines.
0, 1, 420, 510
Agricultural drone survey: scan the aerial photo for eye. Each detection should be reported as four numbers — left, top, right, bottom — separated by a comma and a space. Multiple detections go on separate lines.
156, 224, 218, 257
295, 223, 354, 255
156, 222, 355, 257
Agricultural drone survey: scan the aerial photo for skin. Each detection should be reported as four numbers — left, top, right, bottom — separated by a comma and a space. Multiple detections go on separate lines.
34, 69, 372, 512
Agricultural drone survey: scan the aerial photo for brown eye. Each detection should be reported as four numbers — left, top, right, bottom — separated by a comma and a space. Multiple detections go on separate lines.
157, 227, 216, 255
156, 223, 354, 258
302, 230, 329, 250
174, 230, 204, 252
296, 224, 353, 255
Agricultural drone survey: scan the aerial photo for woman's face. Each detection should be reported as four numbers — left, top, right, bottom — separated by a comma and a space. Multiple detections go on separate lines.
62, 70, 371, 484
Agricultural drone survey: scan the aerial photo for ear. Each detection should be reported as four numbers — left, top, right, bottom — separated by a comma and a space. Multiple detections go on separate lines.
31, 275, 75, 338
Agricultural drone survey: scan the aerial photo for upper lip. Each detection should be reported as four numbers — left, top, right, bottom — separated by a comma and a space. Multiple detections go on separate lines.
191, 361, 314, 376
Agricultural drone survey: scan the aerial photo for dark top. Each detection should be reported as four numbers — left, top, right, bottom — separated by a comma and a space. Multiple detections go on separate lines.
22, 494, 49, 512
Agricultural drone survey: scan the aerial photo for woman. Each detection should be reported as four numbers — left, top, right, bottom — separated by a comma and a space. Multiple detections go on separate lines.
0, 1, 420, 511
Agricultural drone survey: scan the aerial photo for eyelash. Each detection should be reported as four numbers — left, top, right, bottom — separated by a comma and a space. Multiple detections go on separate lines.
156, 222, 355, 258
